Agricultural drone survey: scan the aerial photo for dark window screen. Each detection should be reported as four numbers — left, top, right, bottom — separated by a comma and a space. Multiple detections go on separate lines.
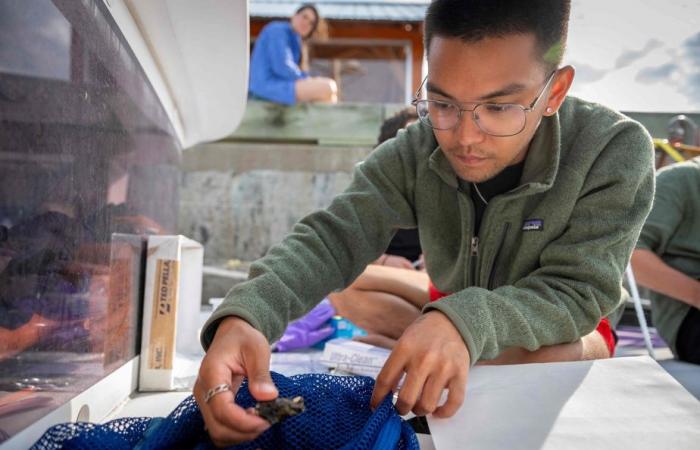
0, 0, 180, 441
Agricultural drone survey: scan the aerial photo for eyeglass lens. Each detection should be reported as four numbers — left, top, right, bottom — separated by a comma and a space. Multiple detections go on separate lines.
416, 101, 527, 136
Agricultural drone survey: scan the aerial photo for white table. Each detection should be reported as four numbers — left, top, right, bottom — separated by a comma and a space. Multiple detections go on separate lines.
428, 356, 700, 450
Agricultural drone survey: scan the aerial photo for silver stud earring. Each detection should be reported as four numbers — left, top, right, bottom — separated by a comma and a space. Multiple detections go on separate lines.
546, 107, 553, 114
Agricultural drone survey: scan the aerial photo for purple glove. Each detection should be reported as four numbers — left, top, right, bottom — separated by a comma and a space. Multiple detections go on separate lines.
274, 298, 336, 352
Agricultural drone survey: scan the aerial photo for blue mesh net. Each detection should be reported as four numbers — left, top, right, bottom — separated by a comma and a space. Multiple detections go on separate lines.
31, 372, 419, 450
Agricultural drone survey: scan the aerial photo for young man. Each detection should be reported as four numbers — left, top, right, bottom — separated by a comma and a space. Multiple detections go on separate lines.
195, 0, 655, 445
631, 157, 700, 365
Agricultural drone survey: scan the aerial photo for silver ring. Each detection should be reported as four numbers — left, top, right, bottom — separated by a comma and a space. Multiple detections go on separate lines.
204, 383, 231, 403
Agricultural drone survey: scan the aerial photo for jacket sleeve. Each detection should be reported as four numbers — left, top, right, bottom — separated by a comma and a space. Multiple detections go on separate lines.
200, 129, 420, 349
265, 27, 307, 80
425, 124, 656, 362
636, 166, 686, 254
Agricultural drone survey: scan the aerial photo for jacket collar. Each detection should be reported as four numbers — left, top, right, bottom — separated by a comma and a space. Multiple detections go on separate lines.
428, 113, 561, 196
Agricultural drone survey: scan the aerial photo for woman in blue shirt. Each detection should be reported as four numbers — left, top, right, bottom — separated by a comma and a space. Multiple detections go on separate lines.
249, 4, 337, 105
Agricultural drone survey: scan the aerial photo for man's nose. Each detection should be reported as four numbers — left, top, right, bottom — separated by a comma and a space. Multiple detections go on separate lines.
455, 111, 486, 147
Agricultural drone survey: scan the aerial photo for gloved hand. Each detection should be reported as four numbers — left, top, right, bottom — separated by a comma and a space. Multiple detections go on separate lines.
274, 298, 336, 352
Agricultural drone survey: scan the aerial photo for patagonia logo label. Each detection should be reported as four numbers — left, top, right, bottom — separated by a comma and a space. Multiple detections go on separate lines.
522, 219, 544, 231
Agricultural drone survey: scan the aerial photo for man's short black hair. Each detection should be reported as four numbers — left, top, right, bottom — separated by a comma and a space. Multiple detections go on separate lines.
424, 0, 571, 70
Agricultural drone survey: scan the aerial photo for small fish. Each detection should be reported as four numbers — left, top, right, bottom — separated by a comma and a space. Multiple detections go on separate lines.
254, 396, 305, 424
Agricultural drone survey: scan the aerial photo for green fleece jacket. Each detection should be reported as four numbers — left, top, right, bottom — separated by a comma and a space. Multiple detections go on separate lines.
636, 157, 700, 355
201, 96, 655, 362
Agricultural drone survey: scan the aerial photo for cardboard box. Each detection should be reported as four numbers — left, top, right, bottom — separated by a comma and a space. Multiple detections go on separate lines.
139, 235, 203, 391
320, 338, 390, 378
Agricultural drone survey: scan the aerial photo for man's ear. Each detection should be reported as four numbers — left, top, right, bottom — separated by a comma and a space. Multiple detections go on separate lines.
543, 65, 575, 116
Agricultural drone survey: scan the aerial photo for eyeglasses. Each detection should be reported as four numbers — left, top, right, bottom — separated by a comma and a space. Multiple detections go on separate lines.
411, 71, 557, 137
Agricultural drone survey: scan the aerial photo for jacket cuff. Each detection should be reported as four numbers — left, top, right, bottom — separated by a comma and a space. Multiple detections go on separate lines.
423, 301, 480, 365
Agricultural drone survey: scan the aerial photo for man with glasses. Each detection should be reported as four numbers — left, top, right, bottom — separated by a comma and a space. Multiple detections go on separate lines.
195, 0, 654, 445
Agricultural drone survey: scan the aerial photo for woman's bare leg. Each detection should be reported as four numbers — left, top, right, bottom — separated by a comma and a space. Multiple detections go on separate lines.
295, 77, 338, 103
328, 265, 429, 340
478, 330, 611, 365
343, 265, 430, 309
328, 264, 613, 362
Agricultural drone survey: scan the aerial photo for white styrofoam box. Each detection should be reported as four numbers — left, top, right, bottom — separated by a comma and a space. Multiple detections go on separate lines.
139, 235, 203, 391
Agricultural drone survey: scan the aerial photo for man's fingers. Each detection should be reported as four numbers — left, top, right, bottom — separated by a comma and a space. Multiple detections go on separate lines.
193, 377, 270, 445
371, 349, 407, 409
242, 341, 278, 401
206, 420, 267, 448
208, 392, 271, 433
394, 365, 428, 416
195, 351, 270, 445
194, 317, 279, 446
412, 373, 446, 416
433, 376, 466, 418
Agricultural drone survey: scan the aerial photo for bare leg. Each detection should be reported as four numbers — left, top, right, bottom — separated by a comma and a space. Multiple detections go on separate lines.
328, 265, 429, 340
478, 330, 611, 365
343, 265, 431, 309
330, 264, 613, 363
295, 77, 338, 103
330, 290, 419, 340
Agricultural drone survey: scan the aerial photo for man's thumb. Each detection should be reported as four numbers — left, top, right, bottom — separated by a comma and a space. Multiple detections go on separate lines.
246, 351, 278, 401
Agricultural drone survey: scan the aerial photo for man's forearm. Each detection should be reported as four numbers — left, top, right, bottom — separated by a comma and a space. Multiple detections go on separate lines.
631, 249, 700, 308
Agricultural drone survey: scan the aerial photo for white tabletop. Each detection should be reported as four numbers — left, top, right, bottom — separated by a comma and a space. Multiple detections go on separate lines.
428, 356, 700, 450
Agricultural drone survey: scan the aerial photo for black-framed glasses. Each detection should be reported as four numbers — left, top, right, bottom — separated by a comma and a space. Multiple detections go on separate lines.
411, 71, 557, 137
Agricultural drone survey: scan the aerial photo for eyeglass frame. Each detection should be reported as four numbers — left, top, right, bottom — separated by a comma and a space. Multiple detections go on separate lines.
411, 70, 558, 137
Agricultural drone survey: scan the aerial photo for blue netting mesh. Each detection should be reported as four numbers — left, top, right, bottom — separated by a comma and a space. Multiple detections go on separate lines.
31, 372, 419, 450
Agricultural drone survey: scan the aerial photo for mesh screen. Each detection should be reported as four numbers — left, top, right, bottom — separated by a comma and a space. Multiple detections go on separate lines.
31, 372, 419, 450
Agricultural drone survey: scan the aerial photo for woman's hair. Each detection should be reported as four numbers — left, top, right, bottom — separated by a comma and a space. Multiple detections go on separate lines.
295, 3, 320, 38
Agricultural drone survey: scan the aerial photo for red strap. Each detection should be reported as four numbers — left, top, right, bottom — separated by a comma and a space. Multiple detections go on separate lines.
595, 317, 616, 357
428, 281, 448, 302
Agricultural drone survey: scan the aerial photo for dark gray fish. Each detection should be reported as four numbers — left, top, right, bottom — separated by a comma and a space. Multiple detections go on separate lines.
254, 396, 305, 424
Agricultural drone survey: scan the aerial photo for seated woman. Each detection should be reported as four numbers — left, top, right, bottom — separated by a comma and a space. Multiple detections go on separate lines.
249, 4, 337, 105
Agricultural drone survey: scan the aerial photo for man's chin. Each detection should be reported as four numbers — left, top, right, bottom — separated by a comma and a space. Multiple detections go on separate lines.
446, 156, 499, 183
456, 167, 499, 184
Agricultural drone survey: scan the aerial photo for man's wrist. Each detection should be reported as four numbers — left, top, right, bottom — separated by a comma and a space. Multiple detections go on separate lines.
215, 315, 253, 338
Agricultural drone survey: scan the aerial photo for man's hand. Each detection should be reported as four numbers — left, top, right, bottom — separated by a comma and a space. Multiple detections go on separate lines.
194, 316, 277, 447
370, 311, 470, 418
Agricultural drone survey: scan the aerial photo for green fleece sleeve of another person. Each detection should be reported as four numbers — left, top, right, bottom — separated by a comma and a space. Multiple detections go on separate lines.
632, 157, 700, 364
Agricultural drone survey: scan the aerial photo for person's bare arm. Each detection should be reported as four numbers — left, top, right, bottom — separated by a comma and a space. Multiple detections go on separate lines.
631, 249, 700, 309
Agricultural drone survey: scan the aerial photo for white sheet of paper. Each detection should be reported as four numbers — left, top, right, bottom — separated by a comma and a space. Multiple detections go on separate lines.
427, 356, 700, 450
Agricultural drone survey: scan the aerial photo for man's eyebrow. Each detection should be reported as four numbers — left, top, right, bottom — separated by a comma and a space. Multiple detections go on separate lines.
426, 81, 529, 102
425, 82, 457, 100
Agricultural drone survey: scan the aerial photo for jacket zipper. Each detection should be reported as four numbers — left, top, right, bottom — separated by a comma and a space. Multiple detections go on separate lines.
470, 236, 479, 287
488, 223, 510, 290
